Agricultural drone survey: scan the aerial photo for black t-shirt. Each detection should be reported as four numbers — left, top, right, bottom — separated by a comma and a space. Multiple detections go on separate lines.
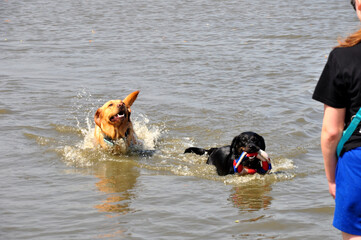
313, 42, 361, 154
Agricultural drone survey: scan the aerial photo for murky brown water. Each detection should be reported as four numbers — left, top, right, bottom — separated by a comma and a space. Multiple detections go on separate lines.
1, 0, 358, 239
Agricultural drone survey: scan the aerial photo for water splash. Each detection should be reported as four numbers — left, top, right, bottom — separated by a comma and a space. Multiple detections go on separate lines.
59, 113, 163, 167
56, 113, 296, 184
42, 89, 297, 184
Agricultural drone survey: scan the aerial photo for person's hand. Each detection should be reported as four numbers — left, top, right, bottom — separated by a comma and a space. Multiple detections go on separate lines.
328, 181, 336, 199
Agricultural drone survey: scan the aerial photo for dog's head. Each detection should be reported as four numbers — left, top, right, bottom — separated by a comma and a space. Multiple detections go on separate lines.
230, 131, 265, 156
94, 91, 139, 139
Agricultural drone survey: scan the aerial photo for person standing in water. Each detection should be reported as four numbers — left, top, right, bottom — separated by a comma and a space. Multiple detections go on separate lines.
313, 0, 361, 239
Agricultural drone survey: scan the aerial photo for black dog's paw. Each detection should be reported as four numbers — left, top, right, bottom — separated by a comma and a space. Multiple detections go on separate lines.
184, 147, 206, 155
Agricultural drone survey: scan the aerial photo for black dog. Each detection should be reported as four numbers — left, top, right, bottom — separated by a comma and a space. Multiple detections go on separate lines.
184, 132, 270, 176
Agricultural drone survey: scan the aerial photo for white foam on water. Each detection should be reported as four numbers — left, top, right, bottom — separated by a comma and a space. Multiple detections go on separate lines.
133, 114, 163, 151
55, 113, 296, 184
65, 114, 162, 164
53, 90, 297, 184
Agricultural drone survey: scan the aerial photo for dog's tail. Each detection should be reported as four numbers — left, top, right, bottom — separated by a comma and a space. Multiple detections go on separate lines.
184, 147, 217, 156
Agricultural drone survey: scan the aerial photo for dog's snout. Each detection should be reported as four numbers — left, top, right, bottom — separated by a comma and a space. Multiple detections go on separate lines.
245, 143, 260, 153
117, 102, 125, 108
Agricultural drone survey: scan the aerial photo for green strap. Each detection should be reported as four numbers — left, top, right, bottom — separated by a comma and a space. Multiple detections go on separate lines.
337, 108, 361, 157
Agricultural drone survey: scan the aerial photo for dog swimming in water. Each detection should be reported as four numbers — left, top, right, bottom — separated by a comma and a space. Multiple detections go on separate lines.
184, 131, 272, 176
94, 91, 140, 153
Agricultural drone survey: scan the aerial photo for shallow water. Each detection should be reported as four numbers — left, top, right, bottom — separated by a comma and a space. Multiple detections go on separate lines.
1, 0, 359, 239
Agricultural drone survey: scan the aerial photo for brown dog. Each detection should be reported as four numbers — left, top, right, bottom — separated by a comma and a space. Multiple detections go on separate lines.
94, 91, 140, 152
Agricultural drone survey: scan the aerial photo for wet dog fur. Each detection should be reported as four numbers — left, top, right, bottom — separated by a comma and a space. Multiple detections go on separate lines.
94, 91, 140, 152
184, 132, 266, 176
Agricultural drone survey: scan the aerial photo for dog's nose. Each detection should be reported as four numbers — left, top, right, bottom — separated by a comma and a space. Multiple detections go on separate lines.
117, 103, 125, 108
246, 143, 260, 153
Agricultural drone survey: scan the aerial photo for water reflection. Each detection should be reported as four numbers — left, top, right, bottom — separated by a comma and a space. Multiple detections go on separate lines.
230, 183, 272, 212
93, 160, 139, 214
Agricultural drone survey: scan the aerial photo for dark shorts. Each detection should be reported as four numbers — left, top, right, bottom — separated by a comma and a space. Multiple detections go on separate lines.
334, 147, 361, 235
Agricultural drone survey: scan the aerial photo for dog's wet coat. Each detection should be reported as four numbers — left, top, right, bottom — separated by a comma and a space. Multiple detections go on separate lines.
184, 132, 266, 176
94, 91, 140, 153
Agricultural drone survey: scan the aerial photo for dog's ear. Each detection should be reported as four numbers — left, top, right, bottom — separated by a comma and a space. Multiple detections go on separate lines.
230, 135, 241, 154
258, 135, 266, 151
94, 108, 103, 127
123, 90, 140, 107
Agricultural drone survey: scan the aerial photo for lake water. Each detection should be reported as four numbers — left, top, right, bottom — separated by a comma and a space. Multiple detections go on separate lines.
1, 0, 360, 239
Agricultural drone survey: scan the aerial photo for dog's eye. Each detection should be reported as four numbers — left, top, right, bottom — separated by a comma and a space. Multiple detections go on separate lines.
108, 103, 113, 107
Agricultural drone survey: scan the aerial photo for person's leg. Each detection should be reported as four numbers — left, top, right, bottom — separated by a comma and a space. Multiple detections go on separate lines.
342, 232, 361, 240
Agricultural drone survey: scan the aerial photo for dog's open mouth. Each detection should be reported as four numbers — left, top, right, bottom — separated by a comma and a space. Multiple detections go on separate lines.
110, 112, 125, 122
